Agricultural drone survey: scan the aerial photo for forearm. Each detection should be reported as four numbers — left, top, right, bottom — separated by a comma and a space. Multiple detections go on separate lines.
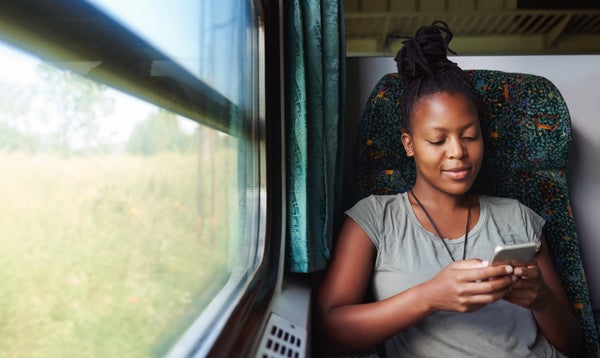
320, 260, 516, 353
532, 296, 583, 357
321, 283, 434, 352
518, 238, 584, 357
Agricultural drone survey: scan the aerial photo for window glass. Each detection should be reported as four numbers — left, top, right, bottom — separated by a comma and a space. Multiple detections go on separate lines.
86, 0, 248, 103
0, 1, 264, 357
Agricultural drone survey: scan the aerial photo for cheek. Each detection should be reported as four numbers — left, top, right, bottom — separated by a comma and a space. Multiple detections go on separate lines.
413, 147, 444, 166
471, 142, 485, 165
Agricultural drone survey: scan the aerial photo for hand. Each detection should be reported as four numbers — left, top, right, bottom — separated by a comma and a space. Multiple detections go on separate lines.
424, 259, 516, 313
503, 261, 550, 310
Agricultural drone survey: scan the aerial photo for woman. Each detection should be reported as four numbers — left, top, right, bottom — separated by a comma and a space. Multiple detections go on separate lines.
318, 21, 583, 357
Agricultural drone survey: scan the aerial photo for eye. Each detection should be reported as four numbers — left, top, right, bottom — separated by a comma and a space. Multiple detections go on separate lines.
462, 133, 480, 141
427, 139, 445, 145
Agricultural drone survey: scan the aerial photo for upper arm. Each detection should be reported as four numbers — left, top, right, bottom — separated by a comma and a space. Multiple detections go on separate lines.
318, 217, 376, 312
535, 235, 573, 311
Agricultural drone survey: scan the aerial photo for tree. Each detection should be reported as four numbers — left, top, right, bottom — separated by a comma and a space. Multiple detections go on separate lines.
35, 63, 114, 154
0, 80, 41, 152
126, 109, 196, 155
0, 122, 40, 153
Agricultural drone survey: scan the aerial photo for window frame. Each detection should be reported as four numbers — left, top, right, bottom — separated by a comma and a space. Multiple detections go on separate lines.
202, 0, 285, 355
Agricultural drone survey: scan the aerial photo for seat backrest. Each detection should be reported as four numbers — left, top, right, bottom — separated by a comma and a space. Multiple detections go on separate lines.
355, 70, 599, 357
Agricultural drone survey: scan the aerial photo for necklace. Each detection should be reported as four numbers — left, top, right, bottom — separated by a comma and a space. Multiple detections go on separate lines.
409, 190, 471, 262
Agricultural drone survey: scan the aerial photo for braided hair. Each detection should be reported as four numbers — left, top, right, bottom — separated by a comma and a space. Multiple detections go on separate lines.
394, 21, 476, 131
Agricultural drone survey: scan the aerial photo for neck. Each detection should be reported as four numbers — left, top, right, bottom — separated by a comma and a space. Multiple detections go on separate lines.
410, 184, 469, 211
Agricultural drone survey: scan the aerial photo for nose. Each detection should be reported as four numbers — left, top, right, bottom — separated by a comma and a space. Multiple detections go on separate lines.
447, 137, 466, 159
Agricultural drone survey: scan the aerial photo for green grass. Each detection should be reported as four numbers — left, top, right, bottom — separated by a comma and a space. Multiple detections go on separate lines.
0, 151, 235, 357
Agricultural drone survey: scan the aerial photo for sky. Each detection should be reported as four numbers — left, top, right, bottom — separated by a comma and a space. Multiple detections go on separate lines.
86, 0, 201, 77
86, 0, 245, 103
0, 41, 197, 149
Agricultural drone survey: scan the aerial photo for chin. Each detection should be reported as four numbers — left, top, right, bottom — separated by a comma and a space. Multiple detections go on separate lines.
442, 181, 475, 196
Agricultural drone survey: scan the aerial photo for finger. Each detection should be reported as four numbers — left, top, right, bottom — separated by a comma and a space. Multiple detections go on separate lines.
465, 274, 516, 295
514, 265, 539, 279
465, 283, 514, 306
510, 278, 531, 291
503, 288, 535, 306
456, 264, 514, 283
506, 279, 539, 301
449, 259, 485, 269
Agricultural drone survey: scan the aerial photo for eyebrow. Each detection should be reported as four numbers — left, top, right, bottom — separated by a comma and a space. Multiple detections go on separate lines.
426, 120, 479, 133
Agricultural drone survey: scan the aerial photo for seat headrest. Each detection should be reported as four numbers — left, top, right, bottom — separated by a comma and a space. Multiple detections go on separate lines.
355, 70, 572, 199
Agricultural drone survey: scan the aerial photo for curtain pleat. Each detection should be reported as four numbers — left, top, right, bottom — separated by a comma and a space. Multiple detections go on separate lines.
284, 0, 345, 272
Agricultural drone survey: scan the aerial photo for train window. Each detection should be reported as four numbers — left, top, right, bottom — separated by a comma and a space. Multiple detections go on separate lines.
0, 1, 265, 357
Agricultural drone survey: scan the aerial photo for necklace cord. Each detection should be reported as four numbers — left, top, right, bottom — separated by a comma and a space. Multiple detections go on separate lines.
410, 190, 471, 261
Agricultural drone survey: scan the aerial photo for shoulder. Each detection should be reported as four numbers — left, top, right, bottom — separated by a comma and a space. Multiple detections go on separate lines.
349, 194, 405, 212
479, 195, 519, 207
479, 194, 545, 226
479, 195, 534, 213
345, 193, 408, 240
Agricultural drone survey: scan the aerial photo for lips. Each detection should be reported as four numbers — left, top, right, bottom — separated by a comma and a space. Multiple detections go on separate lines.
442, 166, 471, 179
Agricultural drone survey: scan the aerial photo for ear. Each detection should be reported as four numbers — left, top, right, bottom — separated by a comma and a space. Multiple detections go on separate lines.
401, 132, 414, 157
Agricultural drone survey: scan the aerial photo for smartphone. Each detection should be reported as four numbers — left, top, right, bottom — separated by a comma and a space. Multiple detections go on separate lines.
487, 242, 539, 266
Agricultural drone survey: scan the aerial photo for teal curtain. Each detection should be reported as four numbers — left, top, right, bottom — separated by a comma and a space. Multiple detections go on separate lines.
284, 0, 345, 272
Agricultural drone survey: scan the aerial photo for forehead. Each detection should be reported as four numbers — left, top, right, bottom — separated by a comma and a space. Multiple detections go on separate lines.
410, 92, 478, 131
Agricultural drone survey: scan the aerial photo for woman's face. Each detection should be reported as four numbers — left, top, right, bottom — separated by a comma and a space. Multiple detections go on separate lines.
401, 92, 483, 197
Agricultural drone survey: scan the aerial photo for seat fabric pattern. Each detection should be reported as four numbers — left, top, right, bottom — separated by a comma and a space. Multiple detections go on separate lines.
355, 70, 599, 357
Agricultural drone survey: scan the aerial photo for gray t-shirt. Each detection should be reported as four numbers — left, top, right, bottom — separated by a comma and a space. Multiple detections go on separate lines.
345, 193, 565, 357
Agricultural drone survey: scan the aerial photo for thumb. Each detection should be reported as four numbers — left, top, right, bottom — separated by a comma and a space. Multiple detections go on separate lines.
449, 258, 486, 269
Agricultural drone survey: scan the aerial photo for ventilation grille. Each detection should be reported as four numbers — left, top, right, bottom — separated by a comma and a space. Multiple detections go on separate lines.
255, 313, 306, 358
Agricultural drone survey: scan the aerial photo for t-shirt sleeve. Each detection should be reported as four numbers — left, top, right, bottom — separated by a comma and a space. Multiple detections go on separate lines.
344, 195, 383, 248
514, 200, 546, 246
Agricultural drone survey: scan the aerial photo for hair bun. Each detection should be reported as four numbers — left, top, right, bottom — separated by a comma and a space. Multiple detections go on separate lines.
394, 21, 457, 85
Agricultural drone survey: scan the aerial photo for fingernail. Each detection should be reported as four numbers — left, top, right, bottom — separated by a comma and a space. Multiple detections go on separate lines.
505, 265, 513, 274
512, 275, 517, 282
481, 260, 489, 267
